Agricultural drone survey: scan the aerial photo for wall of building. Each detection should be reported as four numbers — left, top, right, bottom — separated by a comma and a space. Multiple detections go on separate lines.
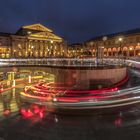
67, 33, 140, 58
0, 36, 66, 58
0, 24, 66, 58
0, 36, 11, 58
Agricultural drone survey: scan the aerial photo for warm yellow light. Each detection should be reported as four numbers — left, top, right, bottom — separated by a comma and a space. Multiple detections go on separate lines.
129, 47, 133, 51
50, 40, 53, 43
6, 54, 10, 58
18, 44, 21, 47
119, 37, 123, 42
1, 54, 5, 58
27, 31, 31, 34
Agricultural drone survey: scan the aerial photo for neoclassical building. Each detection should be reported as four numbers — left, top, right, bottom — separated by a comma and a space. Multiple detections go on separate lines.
0, 23, 65, 58
1, 24, 140, 58
68, 29, 140, 58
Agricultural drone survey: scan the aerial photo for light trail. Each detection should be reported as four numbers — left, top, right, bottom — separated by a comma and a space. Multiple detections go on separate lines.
0, 58, 140, 113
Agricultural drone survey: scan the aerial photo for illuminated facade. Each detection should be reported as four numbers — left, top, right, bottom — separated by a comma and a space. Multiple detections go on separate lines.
0, 24, 65, 58
1, 25, 140, 58
68, 29, 140, 58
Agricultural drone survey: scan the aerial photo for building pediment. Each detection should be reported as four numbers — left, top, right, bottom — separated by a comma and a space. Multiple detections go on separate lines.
29, 31, 62, 41
22, 23, 52, 32
29, 32, 62, 40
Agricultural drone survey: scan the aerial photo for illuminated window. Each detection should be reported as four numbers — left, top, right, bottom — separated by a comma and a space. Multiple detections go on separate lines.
18, 44, 21, 48
27, 31, 31, 34
50, 40, 53, 43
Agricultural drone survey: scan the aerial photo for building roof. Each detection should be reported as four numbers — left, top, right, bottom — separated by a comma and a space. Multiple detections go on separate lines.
15, 23, 63, 41
22, 23, 53, 32
69, 43, 82, 47
86, 28, 140, 42
16, 23, 53, 35
0, 32, 13, 37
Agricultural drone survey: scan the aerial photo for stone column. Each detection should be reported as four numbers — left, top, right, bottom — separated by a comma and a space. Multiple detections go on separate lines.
111, 49, 113, 56
27, 40, 30, 57
11, 41, 15, 58
127, 49, 129, 57
43, 41, 45, 57
134, 47, 136, 57
43, 41, 46, 57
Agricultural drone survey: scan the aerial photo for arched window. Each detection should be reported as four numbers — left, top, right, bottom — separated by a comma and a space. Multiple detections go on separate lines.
112, 47, 117, 56
135, 45, 140, 56
122, 47, 128, 56
129, 46, 134, 57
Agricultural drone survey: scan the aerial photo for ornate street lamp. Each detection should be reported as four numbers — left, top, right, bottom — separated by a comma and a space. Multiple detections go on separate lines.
115, 36, 124, 65
118, 37, 123, 58
96, 36, 107, 66
102, 36, 107, 63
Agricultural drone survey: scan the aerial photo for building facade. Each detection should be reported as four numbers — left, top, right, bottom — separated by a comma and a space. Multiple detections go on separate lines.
0, 24, 66, 58
68, 29, 140, 58
1, 24, 140, 59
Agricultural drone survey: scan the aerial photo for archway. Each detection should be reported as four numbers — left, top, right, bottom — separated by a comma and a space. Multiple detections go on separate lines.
108, 48, 112, 56
112, 47, 117, 56
82, 50, 92, 57
122, 47, 128, 56
129, 46, 134, 57
104, 48, 107, 57
92, 49, 96, 57
135, 46, 140, 56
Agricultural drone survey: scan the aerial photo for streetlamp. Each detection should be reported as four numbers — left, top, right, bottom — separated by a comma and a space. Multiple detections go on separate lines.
95, 36, 107, 66
116, 36, 124, 64
118, 37, 123, 58
102, 36, 107, 63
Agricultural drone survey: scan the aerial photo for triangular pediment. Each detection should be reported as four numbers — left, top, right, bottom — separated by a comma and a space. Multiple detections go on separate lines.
29, 31, 62, 41
22, 24, 52, 32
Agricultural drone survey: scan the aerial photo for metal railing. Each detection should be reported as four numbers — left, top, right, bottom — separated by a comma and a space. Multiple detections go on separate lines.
0, 58, 127, 68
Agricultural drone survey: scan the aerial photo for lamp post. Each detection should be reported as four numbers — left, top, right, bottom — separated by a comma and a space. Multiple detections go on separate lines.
102, 36, 107, 64
117, 37, 124, 64
96, 36, 107, 66
96, 42, 99, 66
118, 37, 123, 55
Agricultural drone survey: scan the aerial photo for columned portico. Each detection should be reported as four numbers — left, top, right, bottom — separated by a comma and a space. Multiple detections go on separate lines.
0, 23, 65, 58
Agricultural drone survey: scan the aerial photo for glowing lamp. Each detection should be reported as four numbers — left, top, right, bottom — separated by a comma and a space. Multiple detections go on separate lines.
119, 37, 123, 42
50, 40, 53, 43
53, 98, 57, 102
129, 47, 133, 51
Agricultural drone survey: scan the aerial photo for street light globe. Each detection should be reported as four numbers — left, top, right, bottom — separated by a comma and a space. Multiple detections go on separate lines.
53, 98, 57, 102
103, 36, 107, 41
119, 37, 123, 42
50, 40, 53, 43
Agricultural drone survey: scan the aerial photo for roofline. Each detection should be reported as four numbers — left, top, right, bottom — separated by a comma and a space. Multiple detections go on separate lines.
85, 28, 140, 43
